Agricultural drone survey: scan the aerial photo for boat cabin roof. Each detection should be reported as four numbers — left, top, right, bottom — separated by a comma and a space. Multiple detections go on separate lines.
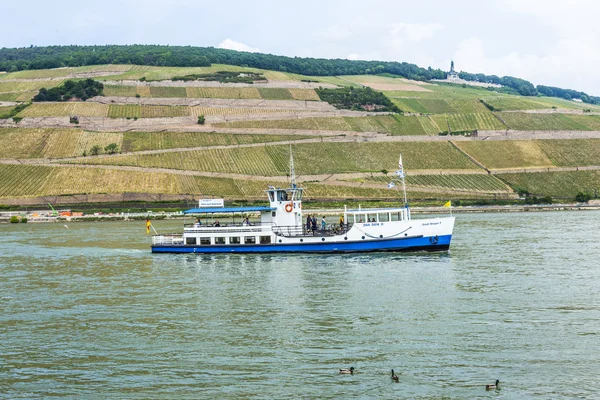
184, 206, 276, 214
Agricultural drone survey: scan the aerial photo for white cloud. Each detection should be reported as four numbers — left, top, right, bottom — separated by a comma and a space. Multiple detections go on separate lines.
453, 36, 600, 93
389, 22, 444, 42
217, 38, 260, 53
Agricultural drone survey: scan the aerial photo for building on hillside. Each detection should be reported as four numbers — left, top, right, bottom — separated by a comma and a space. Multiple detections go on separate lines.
447, 60, 459, 81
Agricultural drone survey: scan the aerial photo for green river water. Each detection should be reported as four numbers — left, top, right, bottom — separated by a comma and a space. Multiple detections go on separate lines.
1, 211, 599, 399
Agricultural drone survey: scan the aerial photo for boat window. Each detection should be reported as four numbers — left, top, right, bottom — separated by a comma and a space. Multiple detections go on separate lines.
186, 237, 197, 245
200, 237, 211, 245
230, 237, 241, 244
215, 237, 225, 245
268, 191, 274, 202
260, 236, 271, 244
272, 211, 276, 217
244, 236, 256, 244
380, 213, 390, 222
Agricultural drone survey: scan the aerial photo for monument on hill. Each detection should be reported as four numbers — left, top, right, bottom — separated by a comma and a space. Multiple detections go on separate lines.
447, 60, 458, 81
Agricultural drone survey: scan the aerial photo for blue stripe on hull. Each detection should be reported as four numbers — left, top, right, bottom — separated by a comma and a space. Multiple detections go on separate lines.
152, 235, 452, 254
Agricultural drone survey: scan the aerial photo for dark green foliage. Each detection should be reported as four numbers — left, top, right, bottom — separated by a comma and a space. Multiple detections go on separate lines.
316, 87, 402, 113
575, 191, 591, 203
538, 85, 600, 105
172, 71, 265, 84
33, 79, 104, 101
9, 216, 19, 223
0, 45, 446, 81
479, 99, 496, 111
104, 143, 118, 154
197, 115, 205, 125
0, 102, 30, 119
459, 72, 537, 97
90, 145, 101, 156
525, 196, 553, 205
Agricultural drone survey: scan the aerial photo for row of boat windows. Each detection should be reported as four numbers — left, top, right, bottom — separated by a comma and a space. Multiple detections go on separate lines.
186, 236, 272, 245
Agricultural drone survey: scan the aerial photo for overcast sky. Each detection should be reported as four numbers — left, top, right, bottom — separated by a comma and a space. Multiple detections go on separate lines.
2, 0, 599, 94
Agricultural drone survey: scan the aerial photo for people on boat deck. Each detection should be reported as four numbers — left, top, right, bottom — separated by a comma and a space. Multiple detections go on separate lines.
311, 216, 317, 234
194, 218, 202, 227
213, 220, 220, 227
321, 216, 326, 231
306, 214, 311, 233
243, 217, 250, 226
339, 215, 344, 228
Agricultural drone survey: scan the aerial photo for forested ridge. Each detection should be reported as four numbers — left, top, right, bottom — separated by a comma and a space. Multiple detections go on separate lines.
1, 45, 598, 104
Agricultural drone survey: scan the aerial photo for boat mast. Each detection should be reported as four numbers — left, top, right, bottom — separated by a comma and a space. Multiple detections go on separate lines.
289, 144, 297, 189
399, 153, 408, 208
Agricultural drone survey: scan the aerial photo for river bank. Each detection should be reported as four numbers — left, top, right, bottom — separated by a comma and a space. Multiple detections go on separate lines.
1, 201, 599, 223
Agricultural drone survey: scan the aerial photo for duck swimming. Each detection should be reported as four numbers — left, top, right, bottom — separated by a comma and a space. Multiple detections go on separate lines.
486, 380, 500, 390
391, 369, 399, 382
339, 367, 355, 374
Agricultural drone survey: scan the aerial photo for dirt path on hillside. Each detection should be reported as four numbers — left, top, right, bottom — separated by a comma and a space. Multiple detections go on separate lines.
89, 96, 338, 110
502, 109, 600, 115
102, 80, 338, 89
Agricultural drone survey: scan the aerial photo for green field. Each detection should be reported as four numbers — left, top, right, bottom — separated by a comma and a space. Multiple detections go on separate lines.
0, 80, 63, 93
365, 173, 510, 192
149, 86, 187, 98
107, 104, 141, 118
74, 141, 479, 175
455, 141, 554, 169
535, 139, 600, 167
214, 115, 441, 135
186, 87, 261, 99
257, 88, 294, 100
0, 106, 15, 118
0, 163, 451, 200
483, 96, 600, 112
499, 170, 600, 198
107, 105, 190, 118
121, 132, 313, 152
431, 112, 506, 132
16, 103, 109, 117
498, 112, 600, 130
0, 128, 124, 158
391, 98, 490, 114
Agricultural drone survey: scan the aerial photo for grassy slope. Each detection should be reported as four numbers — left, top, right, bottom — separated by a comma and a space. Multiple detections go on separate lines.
499, 170, 600, 197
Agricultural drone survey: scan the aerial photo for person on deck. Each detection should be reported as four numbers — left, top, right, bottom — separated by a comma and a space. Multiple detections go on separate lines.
321, 216, 326, 231
306, 214, 311, 234
311, 216, 317, 235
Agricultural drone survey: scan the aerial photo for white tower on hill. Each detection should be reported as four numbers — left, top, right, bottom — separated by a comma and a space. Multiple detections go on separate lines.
447, 60, 458, 81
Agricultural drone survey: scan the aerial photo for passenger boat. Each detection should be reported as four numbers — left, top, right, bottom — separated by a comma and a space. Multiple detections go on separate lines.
151, 153, 455, 254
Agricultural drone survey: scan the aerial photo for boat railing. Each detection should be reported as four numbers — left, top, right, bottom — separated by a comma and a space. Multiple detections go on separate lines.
152, 234, 184, 246
273, 223, 351, 237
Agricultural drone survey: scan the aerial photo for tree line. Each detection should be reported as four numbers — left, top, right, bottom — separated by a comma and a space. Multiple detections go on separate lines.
1, 45, 598, 104
459, 71, 600, 105
0, 45, 447, 80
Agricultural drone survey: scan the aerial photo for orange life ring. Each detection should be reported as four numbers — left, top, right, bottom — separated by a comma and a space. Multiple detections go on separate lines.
285, 203, 293, 213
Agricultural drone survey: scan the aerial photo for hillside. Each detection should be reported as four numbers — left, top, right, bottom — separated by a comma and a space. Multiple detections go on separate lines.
0, 63, 599, 206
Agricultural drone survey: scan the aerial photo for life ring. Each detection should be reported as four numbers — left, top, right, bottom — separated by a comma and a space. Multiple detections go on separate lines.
285, 203, 293, 213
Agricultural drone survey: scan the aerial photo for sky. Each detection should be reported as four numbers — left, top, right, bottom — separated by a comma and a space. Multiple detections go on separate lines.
2, 0, 600, 94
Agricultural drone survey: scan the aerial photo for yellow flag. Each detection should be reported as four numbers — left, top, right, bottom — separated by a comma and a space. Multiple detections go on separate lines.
146, 219, 151, 234
443, 201, 451, 208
